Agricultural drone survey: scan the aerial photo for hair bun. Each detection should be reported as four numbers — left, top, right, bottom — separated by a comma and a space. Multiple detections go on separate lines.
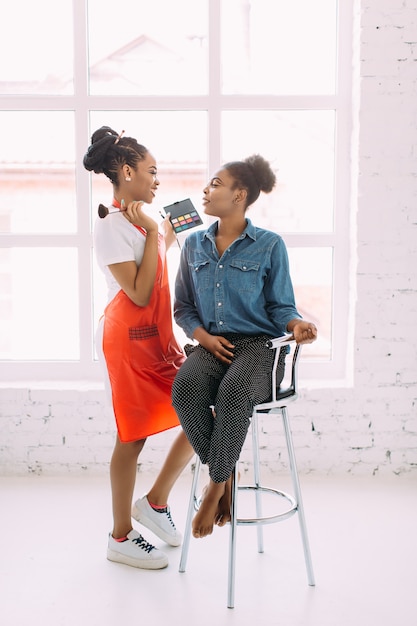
83, 126, 118, 173
244, 154, 276, 193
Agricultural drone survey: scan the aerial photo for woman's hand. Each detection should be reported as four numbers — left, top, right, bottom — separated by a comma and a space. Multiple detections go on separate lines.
160, 212, 178, 249
288, 320, 318, 345
124, 200, 158, 233
193, 327, 235, 364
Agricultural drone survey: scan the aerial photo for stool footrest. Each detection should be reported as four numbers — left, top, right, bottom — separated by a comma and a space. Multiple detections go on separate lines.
236, 485, 297, 525
194, 485, 297, 525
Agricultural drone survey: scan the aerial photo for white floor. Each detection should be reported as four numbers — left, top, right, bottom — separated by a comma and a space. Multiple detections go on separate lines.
1, 472, 416, 626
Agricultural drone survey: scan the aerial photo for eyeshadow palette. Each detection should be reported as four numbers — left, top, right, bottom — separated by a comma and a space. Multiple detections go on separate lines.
163, 198, 203, 234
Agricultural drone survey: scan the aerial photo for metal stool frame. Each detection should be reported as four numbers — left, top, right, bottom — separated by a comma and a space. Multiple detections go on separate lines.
179, 338, 315, 608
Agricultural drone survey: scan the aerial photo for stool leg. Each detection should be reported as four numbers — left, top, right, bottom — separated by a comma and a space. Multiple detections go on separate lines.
251, 412, 264, 553
281, 407, 315, 586
227, 463, 239, 608
179, 455, 201, 573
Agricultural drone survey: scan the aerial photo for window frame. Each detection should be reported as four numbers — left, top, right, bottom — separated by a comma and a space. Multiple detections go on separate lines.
0, 0, 354, 384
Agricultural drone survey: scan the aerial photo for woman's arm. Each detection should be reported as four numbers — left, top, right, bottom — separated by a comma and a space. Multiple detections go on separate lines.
108, 201, 159, 307
264, 237, 302, 334
265, 237, 317, 344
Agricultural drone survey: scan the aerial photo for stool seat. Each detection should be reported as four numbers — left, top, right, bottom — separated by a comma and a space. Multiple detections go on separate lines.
179, 337, 315, 609
258, 384, 296, 406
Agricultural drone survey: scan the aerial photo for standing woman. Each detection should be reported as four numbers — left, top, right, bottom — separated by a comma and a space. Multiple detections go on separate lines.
172, 154, 317, 539
83, 126, 193, 569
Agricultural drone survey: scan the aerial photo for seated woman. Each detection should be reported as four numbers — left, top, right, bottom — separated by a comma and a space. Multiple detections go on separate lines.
172, 154, 317, 539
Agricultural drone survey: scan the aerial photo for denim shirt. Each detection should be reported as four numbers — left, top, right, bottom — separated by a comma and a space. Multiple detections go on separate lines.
174, 219, 301, 339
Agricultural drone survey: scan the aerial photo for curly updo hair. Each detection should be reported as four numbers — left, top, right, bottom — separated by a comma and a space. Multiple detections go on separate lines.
223, 154, 276, 208
83, 126, 148, 187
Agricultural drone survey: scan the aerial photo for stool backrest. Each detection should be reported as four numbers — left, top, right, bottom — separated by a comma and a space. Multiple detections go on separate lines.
266, 338, 302, 404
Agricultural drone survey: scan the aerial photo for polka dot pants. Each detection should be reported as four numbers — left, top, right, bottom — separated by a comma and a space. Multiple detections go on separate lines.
172, 334, 285, 483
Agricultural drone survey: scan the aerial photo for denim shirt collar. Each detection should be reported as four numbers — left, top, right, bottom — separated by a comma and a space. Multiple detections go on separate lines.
203, 218, 257, 245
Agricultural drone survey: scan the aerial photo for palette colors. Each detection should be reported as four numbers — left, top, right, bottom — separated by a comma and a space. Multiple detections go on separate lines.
164, 198, 203, 234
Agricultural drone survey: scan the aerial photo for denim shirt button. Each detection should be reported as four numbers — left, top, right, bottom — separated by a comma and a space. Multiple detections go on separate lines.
218, 302, 222, 307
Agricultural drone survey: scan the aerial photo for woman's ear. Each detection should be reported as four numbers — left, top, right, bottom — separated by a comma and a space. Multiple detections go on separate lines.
122, 164, 131, 179
234, 188, 248, 204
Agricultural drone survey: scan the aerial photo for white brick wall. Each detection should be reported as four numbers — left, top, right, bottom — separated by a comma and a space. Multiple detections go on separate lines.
0, 0, 416, 477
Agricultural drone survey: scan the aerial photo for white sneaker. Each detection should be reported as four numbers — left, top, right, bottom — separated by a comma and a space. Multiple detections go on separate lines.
107, 529, 168, 569
132, 495, 182, 547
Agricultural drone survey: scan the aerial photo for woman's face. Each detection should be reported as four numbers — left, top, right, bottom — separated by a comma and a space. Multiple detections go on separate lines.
128, 152, 160, 204
202, 168, 238, 217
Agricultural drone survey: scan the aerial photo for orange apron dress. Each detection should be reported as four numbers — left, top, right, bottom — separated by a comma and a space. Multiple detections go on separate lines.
102, 226, 184, 442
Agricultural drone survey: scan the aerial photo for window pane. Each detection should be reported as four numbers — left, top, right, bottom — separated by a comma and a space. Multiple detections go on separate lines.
0, 0, 73, 95
221, 0, 337, 95
222, 110, 335, 232
0, 112, 77, 234
0, 248, 79, 360
88, 0, 208, 95
288, 247, 333, 360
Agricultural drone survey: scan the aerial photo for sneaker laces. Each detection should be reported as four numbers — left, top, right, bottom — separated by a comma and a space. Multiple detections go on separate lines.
131, 534, 155, 554
155, 505, 176, 530
163, 508, 176, 529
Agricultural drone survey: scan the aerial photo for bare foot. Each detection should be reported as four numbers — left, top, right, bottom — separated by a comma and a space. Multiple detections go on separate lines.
215, 475, 232, 526
198, 482, 230, 528
192, 480, 225, 538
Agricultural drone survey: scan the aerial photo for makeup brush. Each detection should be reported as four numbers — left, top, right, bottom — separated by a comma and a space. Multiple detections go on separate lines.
98, 203, 125, 218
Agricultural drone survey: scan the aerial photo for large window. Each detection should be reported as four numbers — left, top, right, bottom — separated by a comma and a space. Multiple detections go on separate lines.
0, 0, 353, 382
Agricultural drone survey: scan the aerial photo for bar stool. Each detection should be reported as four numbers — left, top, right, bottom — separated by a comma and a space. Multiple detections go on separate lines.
178, 337, 315, 608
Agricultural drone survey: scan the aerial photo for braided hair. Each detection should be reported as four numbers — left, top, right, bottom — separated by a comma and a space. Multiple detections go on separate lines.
83, 126, 148, 187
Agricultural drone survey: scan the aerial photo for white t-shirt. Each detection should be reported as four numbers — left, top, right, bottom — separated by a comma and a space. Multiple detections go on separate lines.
94, 212, 146, 303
